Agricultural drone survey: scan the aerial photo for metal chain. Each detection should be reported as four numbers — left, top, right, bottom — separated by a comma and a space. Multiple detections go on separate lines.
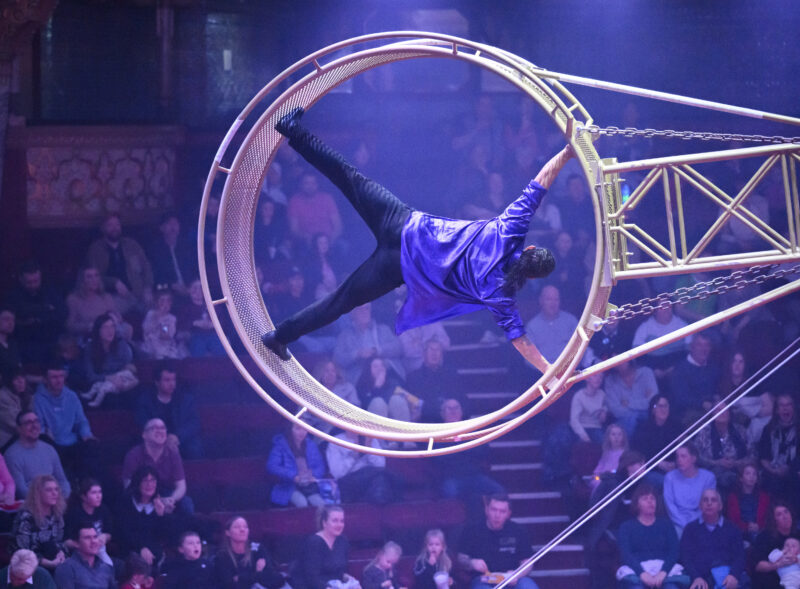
603, 263, 800, 325
579, 124, 800, 144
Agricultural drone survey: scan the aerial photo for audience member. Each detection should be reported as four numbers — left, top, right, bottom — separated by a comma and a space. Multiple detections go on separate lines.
357, 357, 415, 422
604, 359, 658, 437
679, 488, 746, 589
615, 483, 684, 589
293, 505, 359, 589
86, 213, 154, 309
547, 231, 588, 316
160, 530, 213, 589
267, 422, 327, 508
135, 362, 203, 459
312, 359, 360, 408
10, 475, 67, 570
557, 173, 595, 250
631, 395, 681, 487
4, 411, 71, 498
119, 552, 152, 589
0, 549, 56, 588
66, 266, 127, 340
718, 351, 748, 406
631, 307, 687, 378
525, 285, 578, 366
569, 371, 607, 444
175, 279, 223, 357
746, 391, 774, 449
287, 171, 343, 244
304, 233, 340, 300
694, 407, 749, 492
121, 419, 189, 514
0, 453, 15, 505
397, 315, 451, 375
461, 170, 508, 220
752, 501, 800, 589
115, 466, 170, 569
82, 312, 138, 407
670, 333, 721, 422
148, 212, 195, 297
663, 443, 716, 537
405, 339, 458, 422
768, 537, 800, 589
326, 430, 400, 504
5, 261, 66, 364
213, 515, 286, 589
726, 462, 769, 543
0, 369, 33, 448
457, 494, 538, 589
141, 288, 188, 360
757, 393, 800, 501
54, 525, 117, 589
362, 541, 402, 589
254, 198, 291, 289
589, 423, 628, 493
413, 529, 452, 589
0, 307, 22, 385
64, 479, 114, 566
334, 303, 405, 383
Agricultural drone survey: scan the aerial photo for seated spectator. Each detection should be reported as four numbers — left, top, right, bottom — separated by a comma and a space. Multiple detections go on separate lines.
120, 552, 152, 589
631, 307, 687, 378
669, 333, 721, 423
54, 525, 116, 589
213, 515, 285, 589
726, 462, 769, 544
413, 529, 453, 589
569, 370, 607, 444
148, 212, 196, 298
589, 423, 628, 493
141, 288, 188, 360
115, 466, 170, 569
86, 213, 154, 310
615, 483, 684, 589
334, 303, 405, 383
0, 453, 15, 506
405, 339, 458, 422
326, 431, 400, 504
525, 285, 578, 366
604, 359, 658, 437
679, 489, 746, 589
663, 443, 716, 537
431, 397, 505, 514
4, 411, 71, 497
6, 261, 66, 365
363, 542, 402, 589
768, 537, 800, 589
121, 419, 190, 514
753, 501, 800, 589
66, 266, 129, 340
34, 364, 99, 482
394, 290, 451, 374
82, 312, 138, 407
175, 279, 223, 357
267, 422, 327, 507
694, 407, 749, 493
288, 171, 343, 245
313, 359, 360, 407
547, 231, 588, 317
160, 530, 213, 589
0, 307, 22, 386
746, 391, 774, 449
303, 233, 341, 300
0, 369, 33, 448
293, 505, 359, 589
0, 548, 57, 588
64, 479, 114, 567
10, 475, 67, 570
758, 393, 800, 501
457, 494, 538, 589
253, 197, 291, 290
631, 395, 681, 487
357, 357, 416, 422
719, 351, 751, 414
135, 362, 203, 459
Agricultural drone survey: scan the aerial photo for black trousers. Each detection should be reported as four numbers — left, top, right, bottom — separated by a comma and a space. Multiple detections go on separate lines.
274, 126, 411, 344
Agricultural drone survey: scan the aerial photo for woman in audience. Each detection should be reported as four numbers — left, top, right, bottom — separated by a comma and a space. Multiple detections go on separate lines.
694, 407, 750, 493
663, 443, 716, 537
753, 501, 800, 589
116, 465, 170, 569
569, 370, 607, 444
726, 461, 769, 543
66, 265, 127, 339
9, 474, 67, 570
314, 359, 360, 408
213, 515, 286, 589
357, 357, 415, 422
413, 529, 453, 589
64, 478, 114, 565
267, 422, 327, 507
142, 287, 188, 360
176, 279, 224, 357
616, 483, 684, 589
294, 505, 359, 589
362, 541, 402, 589
589, 423, 628, 492
0, 369, 33, 449
82, 312, 138, 407
305, 232, 340, 300
758, 393, 800, 501
631, 394, 681, 488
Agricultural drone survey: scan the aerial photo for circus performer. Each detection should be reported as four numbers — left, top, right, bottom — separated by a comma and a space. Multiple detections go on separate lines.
262, 107, 575, 373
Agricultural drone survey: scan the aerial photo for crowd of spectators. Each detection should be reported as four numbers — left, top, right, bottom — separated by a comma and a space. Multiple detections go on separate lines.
1, 93, 799, 588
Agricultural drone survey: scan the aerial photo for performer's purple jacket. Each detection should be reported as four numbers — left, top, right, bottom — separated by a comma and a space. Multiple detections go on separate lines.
397, 180, 546, 341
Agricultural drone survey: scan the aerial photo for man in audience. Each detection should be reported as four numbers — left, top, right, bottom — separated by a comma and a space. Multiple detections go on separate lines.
148, 212, 196, 297
604, 358, 658, 436
458, 494, 538, 589
86, 213, 154, 309
33, 364, 98, 481
664, 443, 716, 537
0, 307, 22, 386
135, 362, 203, 459
4, 410, 71, 497
679, 488, 746, 589
334, 302, 405, 382
525, 285, 578, 367
632, 306, 688, 381
54, 526, 116, 589
6, 261, 66, 365
121, 418, 191, 513
669, 333, 721, 422
287, 171, 343, 244
406, 339, 458, 422
0, 549, 56, 588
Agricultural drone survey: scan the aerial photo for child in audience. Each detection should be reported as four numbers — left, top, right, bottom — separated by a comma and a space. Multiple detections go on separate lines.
413, 529, 452, 589
769, 537, 800, 589
363, 541, 402, 589
726, 462, 769, 543
142, 288, 188, 360
160, 530, 213, 589
120, 552, 154, 589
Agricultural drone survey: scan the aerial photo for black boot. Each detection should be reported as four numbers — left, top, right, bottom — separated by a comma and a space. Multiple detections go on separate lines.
261, 330, 292, 361
275, 106, 305, 138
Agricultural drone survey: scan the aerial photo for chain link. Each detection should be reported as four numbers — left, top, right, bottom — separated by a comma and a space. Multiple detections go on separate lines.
603, 263, 800, 325
579, 124, 800, 144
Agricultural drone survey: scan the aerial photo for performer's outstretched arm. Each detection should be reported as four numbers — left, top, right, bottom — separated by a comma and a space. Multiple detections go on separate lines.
511, 334, 550, 373
534, 145, 575, 189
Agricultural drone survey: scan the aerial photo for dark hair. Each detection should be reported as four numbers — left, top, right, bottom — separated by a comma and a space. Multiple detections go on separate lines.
649, 394, 670, 417
18, 260, 41, 276
78, 478, 102, 498
89, 312, 119, 372
124, 552, 151, 579
15, 410, 37, 426
618, 450, 646, 475
178, 530, 201, 546
317, 504, 344, 530
766, 500, 796, 535
485, 493, 511, 507
502, 247, 556, 295
154, 360, 178, 382
678, 442, 699, 459
629, 482, 659, 516
129, 466, 160, 503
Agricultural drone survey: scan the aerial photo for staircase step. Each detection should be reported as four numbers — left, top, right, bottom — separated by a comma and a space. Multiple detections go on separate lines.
528, 544, 586, 571
456, 367, 513, 393
467, 391, 517, 415
490, 462, 543, 489
489, 439, 542, 462
529, 568, 590, 589
447, 343, 507, 368
441, 319, 492, 345
507, 491, 562, 516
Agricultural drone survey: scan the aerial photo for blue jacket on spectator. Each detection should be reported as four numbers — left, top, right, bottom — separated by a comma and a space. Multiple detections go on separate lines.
266, 433, 326, 506
33, 384, 92, 446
